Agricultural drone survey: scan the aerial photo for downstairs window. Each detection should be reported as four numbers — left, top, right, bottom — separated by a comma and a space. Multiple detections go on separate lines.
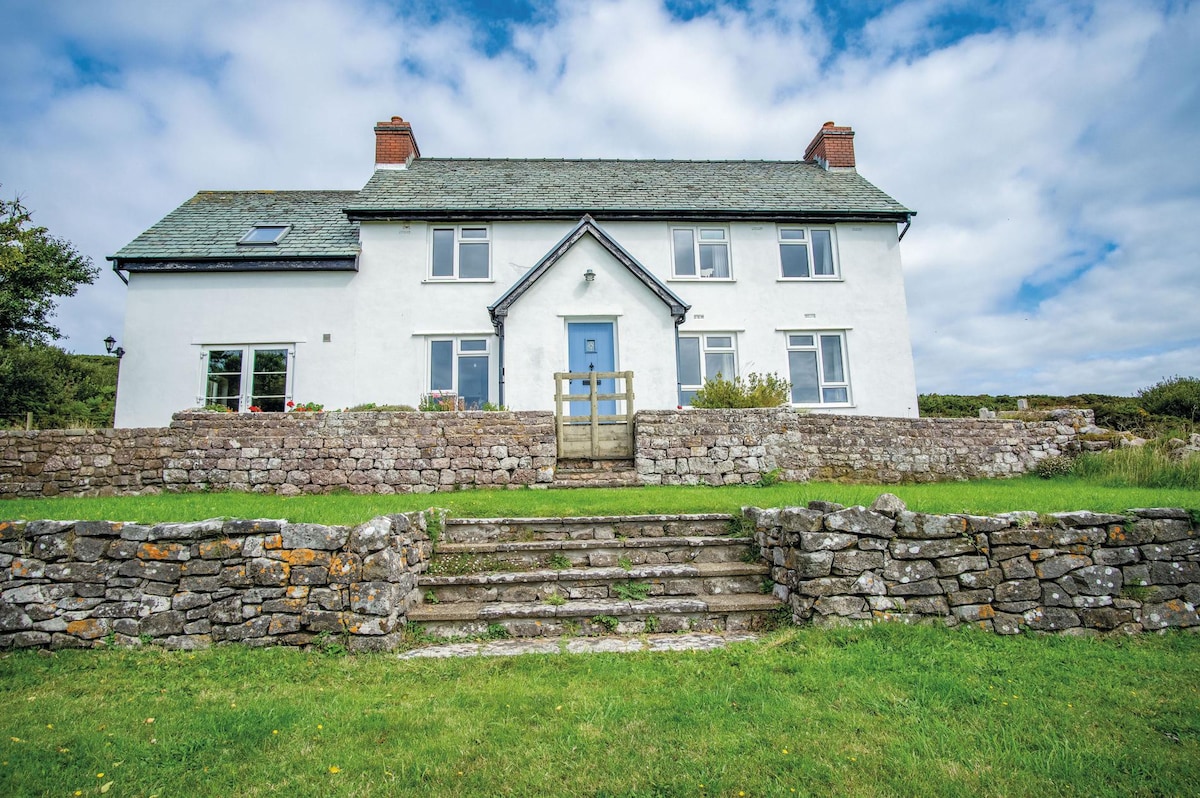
677, 334, 738, 406
786, 332, 851, 405
203, 345, 293, 411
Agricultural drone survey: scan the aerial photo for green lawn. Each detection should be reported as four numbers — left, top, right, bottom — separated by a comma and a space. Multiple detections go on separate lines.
2, 477, 1198, 523
1, 625, 1197, 797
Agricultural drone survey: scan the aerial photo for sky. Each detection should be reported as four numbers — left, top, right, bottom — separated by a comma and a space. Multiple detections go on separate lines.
1, 0, 1197, 397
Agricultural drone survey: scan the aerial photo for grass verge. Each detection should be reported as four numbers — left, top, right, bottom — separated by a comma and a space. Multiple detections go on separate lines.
1, 625, 1197, 796
1, 476, 1198, 524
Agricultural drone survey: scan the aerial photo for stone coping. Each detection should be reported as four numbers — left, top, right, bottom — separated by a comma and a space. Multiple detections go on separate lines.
444, 513, 734, 524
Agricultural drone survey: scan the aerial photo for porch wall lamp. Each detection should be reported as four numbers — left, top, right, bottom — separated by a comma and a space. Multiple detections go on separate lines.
103, 335, 125, 359
583, 268, 596, 283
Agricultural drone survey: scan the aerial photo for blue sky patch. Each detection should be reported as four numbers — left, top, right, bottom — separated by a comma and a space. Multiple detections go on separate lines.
1010, 239, 1118, 312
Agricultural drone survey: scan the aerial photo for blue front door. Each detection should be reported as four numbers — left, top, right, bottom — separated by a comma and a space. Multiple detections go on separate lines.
567, 321, 616, 417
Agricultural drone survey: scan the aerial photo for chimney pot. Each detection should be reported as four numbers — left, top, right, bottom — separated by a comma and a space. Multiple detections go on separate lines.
804, 121, 855, 169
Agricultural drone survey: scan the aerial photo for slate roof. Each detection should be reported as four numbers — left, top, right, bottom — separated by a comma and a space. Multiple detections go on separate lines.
110, 190, 360, 262
348, 159, 912, 220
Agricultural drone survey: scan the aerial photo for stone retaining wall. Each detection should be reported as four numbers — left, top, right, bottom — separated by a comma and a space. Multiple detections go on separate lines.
0, 513, 431, 651
747, 498, 1200, 634
637, 409, 1088, 485
0, 428, 173, 498
0, 408, 1091, 498
0, 411, 556, 498
164, 411, 556, 494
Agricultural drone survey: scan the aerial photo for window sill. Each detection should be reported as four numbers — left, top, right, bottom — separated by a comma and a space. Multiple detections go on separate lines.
792, 403, 856, 410
777, 277, 843, 283
423, 278, 495, 284
667, 277, 736, 283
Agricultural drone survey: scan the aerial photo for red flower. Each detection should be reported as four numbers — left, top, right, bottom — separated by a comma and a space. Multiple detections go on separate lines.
248, 406, 262, 413
286, 400, 295, 408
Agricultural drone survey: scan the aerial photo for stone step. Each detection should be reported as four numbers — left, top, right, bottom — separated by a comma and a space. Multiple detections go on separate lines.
397, 631, 762, 659
407, 593, 783, 639
420, 561, 771, 603
551, 474, 642, 489
430, 536, 756, 570
439, 513, 736, 544
552, 458, 641, 489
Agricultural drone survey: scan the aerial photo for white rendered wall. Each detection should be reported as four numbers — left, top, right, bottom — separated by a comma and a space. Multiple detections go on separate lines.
499, 233, 680, 411
115, 271, 358, 428
114, 217, 918, 427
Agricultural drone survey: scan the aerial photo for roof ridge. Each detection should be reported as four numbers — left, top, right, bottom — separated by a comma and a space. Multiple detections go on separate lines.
411, 157, 815, 165
194, 189, 362, 195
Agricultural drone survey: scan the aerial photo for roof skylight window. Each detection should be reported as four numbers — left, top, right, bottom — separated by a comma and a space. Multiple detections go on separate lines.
238, 224, 290, 245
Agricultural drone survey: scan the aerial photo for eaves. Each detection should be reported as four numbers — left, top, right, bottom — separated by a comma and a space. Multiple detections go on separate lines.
344, 208, 914, 224
109, 256, 359, 273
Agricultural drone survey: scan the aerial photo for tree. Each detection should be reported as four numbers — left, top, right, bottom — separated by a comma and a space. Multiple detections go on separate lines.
0, 345, 116, 428
0, 188, 97, 344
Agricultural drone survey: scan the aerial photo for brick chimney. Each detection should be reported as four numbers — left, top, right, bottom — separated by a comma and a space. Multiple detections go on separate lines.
374, 115, 420, 169
804, 121, 855, 169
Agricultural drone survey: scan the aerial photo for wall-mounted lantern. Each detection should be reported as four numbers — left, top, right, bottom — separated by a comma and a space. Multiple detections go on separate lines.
583, 268, 596, 283
103, 335, 125, 359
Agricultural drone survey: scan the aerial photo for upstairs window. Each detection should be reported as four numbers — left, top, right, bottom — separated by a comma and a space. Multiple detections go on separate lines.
779, 227, 837, 279
786, 332, 850, 405
672, 227, 730, 279
431, 226, 490, 279
238, 224, 290, 245
677, 334, 738, 405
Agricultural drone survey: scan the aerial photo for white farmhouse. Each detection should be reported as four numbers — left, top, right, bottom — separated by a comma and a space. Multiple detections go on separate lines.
109, 116, 918, 428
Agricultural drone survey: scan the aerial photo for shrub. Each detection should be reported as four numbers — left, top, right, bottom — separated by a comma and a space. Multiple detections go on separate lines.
1138, 376, 1200, 422
1091, 398, 1150, 431
918, 393, 999, 418
690, 372, 790, 408
1034, 455, 1075, 479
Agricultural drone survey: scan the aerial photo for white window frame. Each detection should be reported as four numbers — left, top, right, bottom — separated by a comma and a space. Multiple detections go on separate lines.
785, 331, 852, 406
777, 225, 839, 280
199, 344, 295, 412
677, 333, 738, 406
671, 226, 732, 280
237, 223, 291, 246
429, 225, 491, 280
427, 336, 492, 408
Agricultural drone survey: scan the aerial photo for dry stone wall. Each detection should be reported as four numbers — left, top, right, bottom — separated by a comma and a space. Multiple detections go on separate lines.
165, 411, 557, 494
748, 497, 1200, 635
0, 428, 173, 498
0, 513, 431, 651
0, 407, 1093, 498
637, 409, 1087, 485
0, 411, 556, 498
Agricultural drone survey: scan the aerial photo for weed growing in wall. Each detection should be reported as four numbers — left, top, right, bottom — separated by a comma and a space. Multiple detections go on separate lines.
612, 582, 651, 601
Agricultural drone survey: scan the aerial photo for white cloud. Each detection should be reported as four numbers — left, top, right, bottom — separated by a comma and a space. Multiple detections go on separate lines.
0, 0, 1196, 399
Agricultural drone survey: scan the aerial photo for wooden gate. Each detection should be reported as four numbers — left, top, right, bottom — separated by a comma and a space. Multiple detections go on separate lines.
553, 370, 634, 459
